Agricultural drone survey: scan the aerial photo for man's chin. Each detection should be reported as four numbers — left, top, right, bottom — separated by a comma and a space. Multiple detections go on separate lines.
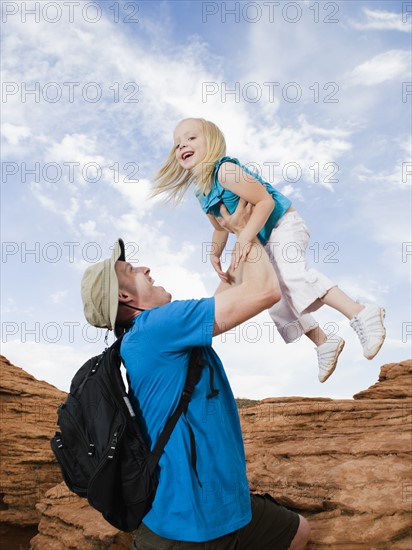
157, 287, 172, 304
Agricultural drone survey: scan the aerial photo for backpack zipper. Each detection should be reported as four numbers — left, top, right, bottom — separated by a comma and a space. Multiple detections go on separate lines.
108, 427, 120, 459
58, 404, 96, 462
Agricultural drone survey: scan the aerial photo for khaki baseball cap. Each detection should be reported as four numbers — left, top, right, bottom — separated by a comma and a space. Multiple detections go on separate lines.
81, 238, 125, 330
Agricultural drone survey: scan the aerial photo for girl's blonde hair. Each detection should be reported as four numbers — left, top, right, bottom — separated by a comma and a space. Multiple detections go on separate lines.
152, 118, 226, 203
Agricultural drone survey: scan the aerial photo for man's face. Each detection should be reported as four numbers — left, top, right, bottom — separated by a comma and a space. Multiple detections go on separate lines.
115, 261, 171, 309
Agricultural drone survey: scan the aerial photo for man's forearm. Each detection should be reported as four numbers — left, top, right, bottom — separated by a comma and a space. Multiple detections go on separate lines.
213, 199, 278, 299
212, 237, 280, 336
214, 237, 276, 296
240, 237, 278, 295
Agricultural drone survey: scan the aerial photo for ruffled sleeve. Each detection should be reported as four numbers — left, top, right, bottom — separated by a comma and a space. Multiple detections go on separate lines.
197, 156, 238, 214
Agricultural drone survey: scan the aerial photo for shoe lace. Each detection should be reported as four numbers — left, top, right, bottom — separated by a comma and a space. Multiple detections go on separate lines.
351, 318, 366, 344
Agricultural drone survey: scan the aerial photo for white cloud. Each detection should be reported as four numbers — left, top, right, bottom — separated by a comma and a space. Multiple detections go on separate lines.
154, 265, 208, 301
111, 178, 154, 216
50, 290, 68, 305
79, 220, 102, 239
1, 122, 31, 145
353, 134, 412, 190
333, 277, 390, 305
47, 134, 100, 164
1, 298, 17, 315
355, 163, 410, 189
348, 8, 411, 32
347, 179, 411, 285
30, 182, 58, 210
346, 49, 411, 87
30, 186, 79, 225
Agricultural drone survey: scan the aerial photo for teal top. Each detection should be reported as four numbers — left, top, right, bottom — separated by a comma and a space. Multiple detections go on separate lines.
196, 156, 292, 245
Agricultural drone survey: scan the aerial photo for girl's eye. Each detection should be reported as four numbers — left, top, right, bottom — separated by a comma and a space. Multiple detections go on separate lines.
189, 136, 196, 141
174, 144, 179, 150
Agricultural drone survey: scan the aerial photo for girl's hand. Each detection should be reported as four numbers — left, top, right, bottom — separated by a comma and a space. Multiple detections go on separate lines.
210, 255, 230, 283
233, 236, 253, 270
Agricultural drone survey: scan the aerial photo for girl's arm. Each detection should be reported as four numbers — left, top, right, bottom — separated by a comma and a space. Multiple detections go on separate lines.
207, 214, 230, 282
217, 162, 275, 269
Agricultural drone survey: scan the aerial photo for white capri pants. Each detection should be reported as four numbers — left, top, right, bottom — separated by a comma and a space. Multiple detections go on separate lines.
264, 210, 336, 343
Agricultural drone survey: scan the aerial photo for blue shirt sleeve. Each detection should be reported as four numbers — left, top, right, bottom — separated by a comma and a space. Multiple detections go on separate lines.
128, 297, 215, 353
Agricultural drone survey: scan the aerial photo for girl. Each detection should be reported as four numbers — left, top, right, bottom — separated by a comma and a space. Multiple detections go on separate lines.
152, 117, 386, 383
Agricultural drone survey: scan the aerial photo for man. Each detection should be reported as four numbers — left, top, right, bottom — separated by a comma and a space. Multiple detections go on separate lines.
81, 201, 311, 549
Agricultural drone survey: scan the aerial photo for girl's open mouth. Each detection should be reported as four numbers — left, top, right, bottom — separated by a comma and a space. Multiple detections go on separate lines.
182, 151, 194, 160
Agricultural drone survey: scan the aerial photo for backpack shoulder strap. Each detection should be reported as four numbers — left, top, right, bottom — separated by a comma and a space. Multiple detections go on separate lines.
150, 347, 203, 465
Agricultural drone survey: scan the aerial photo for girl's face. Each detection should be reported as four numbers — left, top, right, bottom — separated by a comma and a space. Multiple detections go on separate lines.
173, 119, 207, 170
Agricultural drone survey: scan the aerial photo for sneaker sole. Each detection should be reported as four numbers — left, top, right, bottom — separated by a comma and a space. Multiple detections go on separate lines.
319, 339, 345, 383
365, 308, 386, 360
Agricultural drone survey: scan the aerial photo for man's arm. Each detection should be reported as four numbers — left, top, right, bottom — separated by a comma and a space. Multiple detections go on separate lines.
213, 201, 280, 336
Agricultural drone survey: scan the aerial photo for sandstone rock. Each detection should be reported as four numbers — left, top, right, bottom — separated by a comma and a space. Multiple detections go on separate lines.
353, 359, 412, 400
30, 483, 132, 550
31, 359, 412, 549
3, 354, 412, 549
241, 359, 412, 548
0, 355, 66, 530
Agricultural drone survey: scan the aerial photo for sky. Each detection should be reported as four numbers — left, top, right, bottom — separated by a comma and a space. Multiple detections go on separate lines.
1, 0, 411, 400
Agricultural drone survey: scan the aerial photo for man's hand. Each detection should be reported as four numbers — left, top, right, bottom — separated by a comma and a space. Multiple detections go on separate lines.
217, 200, 254, 269
216, 199, 253, 236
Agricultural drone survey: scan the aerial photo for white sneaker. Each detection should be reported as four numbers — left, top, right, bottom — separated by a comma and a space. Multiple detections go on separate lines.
316, 335, 345, 383
350, 304, 386, 359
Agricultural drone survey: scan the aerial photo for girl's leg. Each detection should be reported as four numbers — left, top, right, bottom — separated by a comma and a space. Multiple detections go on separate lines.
268, 299, 318, 345
268, 297, 344, 383
265, 216, 344, 382
265, 246, 343, 383
320, 287, 386, 359
320, 286, 363, 319
266, 212, 336, 316
303, 325, 345, 383
267, 212, 386, 361
305, 326, 326, 346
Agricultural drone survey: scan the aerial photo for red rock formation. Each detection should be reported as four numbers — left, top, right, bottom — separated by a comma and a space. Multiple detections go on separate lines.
2, 354, 412, 549
30, 483, 132, 550
353, 359, 412, 400
0, 355, 67, 548
242, 359, 412, 548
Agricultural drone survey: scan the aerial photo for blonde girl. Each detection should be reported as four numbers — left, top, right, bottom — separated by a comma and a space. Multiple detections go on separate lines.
152, 117, 386, 383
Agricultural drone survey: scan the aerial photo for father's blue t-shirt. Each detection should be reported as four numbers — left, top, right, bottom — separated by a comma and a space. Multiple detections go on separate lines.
120, 297, 251, 542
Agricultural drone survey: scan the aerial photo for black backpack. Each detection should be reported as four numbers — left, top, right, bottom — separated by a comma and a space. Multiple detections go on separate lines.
50, 338, 202, 532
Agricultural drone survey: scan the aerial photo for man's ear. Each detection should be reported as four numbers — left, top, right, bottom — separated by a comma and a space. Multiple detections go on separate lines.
118, 290, 129, 302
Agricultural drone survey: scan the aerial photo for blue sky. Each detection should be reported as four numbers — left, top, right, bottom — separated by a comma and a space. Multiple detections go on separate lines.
1, 0, 411, 399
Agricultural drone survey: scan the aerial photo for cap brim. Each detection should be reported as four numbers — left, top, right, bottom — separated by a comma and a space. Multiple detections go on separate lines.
109, 238, 126, 330
114, 238, 125, 262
